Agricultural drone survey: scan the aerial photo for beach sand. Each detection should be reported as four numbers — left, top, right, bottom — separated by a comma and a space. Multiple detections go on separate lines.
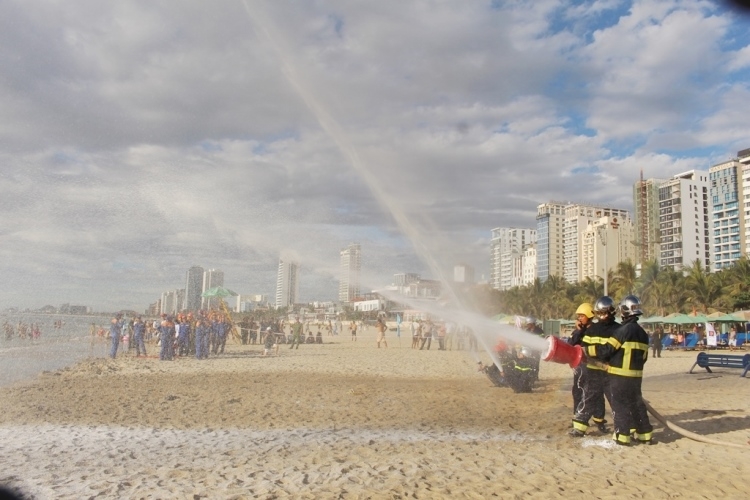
1, 329, 749, 499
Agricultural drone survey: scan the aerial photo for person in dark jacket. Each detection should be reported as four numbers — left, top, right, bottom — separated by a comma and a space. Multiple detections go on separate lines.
570, 296, 617, 437
590, 295, 654, 446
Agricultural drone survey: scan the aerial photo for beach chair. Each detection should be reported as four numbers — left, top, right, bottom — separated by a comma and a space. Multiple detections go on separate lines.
683, 333, 698, 350
661, 336, 674, 349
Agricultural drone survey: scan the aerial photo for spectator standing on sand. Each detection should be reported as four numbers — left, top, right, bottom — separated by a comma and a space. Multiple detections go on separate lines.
376, 317, 388, 348
160, 315, 175, 361
109, 313, 123, 359
290, 317, 303, 349
133, 317, 147, 357
350, 320, 357, 341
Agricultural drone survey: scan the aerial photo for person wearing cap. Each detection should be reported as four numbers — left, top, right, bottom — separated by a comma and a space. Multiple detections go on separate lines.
568, 303, 594, 416
133, 316, 147, 357
109, 313, 124, 359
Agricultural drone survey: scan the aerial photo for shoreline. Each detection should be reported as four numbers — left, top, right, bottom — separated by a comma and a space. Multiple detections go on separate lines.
1, 333, 749, 498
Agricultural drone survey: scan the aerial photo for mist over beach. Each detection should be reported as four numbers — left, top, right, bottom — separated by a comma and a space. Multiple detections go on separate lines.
3, 1, 750, 498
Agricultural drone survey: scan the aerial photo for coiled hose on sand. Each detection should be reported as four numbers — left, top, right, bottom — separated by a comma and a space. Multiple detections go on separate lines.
643, 399, 749, 449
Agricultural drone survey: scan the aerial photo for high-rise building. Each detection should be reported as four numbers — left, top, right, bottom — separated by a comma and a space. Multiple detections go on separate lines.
275, 259, 299, 309
563, 204, 631, 283
710, 159, 744, 271
580, 216, 637, 285
535, 201, 566, 282
658, 170, 711, 272
202, 269, 224, 309
633, 173, 666, 265
185, 265, 204, 311
490, 228, 536, 291
453, 265, 475, 284
740, 149, 750, 256
339, 243, 361, 302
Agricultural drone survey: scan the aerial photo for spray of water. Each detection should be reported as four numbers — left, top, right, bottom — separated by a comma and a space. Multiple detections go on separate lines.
241, 1, 549, 370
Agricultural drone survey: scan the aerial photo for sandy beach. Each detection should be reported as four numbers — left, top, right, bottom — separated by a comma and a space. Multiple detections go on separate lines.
1, 328, 749, 499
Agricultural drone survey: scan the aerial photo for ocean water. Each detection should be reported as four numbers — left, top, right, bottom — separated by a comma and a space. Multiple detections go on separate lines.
0, 314, 110, 387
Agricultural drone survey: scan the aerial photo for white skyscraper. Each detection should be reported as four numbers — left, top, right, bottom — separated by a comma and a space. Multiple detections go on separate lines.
563, 204, 631, 283
275, 258, 300, 309
580, 216, 637, 285
490, 228, 536, 291
339, 243, 361, 302
659, 170, 711, 272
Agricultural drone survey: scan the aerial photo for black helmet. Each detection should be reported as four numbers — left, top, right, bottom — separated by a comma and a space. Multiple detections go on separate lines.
619, 295, 643, 318
593, 296, 616, 319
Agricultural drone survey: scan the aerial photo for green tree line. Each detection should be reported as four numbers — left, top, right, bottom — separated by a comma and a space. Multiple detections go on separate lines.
465, 257, 750, 320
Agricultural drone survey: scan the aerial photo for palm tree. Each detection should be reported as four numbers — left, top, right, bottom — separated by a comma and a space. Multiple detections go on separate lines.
611, 259, 637, 299
684, 260, 721, 313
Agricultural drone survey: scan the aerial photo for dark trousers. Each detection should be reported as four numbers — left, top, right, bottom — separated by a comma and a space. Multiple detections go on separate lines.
609, 375, 652, 443
573, 367, 611, 431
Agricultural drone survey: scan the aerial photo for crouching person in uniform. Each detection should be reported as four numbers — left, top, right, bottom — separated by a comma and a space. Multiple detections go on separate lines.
504, 346, 536, 393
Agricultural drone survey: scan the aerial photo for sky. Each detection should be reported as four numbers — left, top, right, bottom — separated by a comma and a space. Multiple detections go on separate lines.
2, 0, 750, 312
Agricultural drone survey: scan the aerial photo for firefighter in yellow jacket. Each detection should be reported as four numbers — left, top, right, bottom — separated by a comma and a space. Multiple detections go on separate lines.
588, 295, 653, 446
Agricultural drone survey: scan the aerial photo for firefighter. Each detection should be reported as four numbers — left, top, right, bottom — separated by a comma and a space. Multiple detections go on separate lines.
591, 295, 654, 446
570, 296, 617, 437
505, 346, 536, 393
568, 303, 594, 415
523, 317, 543, 380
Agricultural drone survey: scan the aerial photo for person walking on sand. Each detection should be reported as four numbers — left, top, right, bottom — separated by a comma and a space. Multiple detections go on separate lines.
109, 313, 123, 359
290, 317, 303, 349
376, 317, 388, 348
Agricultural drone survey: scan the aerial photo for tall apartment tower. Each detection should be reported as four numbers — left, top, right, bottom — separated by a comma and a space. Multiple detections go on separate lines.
658, 170, 711, 272
710, 159, 744, 271
563, 204, 631, 283
535, 202, 566, 282
275, 258, 300, 309
490, 227, 536, 291
185, 265, 204, 311
633, 173, 666, 265
740, 149, 750, 256
201, 268, 224, 309
580, 216, 637, 283
339, 243, 361, 303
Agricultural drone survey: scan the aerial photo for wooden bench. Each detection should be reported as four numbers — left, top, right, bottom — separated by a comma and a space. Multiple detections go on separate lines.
688, 352, 750, 377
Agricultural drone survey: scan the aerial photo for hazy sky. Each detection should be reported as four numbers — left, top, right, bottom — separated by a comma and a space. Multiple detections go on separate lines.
2, 0, 750, 312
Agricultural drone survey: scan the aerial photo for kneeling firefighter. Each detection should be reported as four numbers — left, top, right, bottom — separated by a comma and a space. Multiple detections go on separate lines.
504, 346, 536, 393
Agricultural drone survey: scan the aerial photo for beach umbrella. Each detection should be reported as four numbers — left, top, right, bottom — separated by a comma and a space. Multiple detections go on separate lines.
713, 313, 745, 322
662, 314, 709, 325
639, 316, 664, 324
201, 286, 238, 298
